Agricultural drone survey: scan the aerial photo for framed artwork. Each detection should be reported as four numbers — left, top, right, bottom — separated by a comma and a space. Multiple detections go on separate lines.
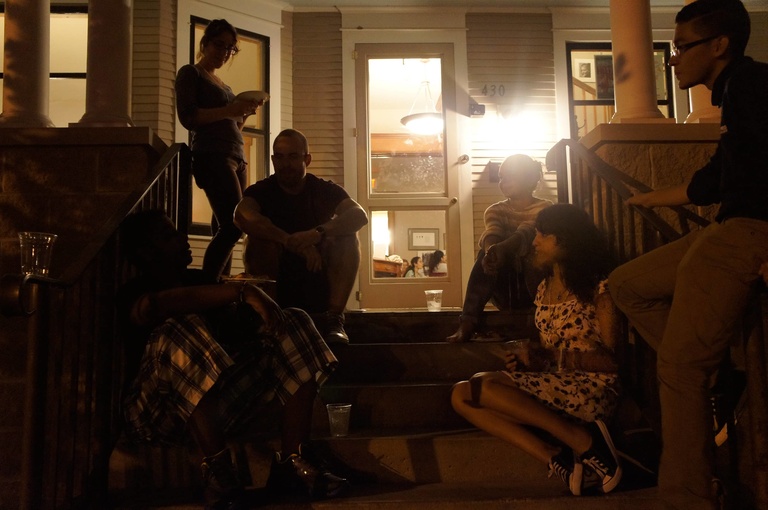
574, 58, 594, 82
408, 228, 439, 250
595, 55, 615, 100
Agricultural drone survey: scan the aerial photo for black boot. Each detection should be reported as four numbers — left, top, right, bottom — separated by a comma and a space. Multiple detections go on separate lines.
265, 445, 348, 499
201, 448, 246, 510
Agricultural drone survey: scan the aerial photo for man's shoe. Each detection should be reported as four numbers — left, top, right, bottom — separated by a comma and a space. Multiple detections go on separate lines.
548, 450, 583, 496
200, 448, 246, 510
266, 447, 349, 499
324, 312, 349, 345
581, 419, 622, 494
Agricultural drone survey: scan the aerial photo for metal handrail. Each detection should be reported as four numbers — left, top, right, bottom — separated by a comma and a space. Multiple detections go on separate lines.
3, 142, 191, 510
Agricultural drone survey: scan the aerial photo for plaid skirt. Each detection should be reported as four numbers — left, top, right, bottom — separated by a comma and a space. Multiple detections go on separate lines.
122, 307, 337, 444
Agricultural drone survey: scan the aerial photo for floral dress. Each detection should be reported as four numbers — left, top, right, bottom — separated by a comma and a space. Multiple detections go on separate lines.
504, 279, 619, 423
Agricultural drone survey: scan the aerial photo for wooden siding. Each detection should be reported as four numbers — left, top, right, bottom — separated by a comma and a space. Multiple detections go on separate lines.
466, 13, 559, 247
282, 10, 294, 129
292, 12, 345, 187
132, 0, 177, 145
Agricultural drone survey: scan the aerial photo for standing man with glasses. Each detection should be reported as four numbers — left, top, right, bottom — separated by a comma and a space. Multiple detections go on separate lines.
235, 129, 368, 345
608, 1, 768, 509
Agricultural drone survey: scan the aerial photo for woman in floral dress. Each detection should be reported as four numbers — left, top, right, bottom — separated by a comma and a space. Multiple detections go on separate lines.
451, 204, 623, 496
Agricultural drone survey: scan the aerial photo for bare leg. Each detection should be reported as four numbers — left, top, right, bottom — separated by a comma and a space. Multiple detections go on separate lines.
187, 387, 227, 457
451, 373, 592, 463
280, 380, 318, 456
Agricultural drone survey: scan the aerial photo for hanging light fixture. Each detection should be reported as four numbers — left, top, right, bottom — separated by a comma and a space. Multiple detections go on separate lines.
400, 60, 444, 135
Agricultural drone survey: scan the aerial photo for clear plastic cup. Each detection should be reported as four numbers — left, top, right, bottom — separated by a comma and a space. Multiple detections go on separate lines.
424, 289, 443, 311
326, 403, 352, 437
18, 232, 58, 277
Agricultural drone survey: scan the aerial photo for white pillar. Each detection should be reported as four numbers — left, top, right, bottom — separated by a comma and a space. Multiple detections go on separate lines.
77, 0, 134, 126
682, 0, 721, 123
608, 0, 666, 122
0, 0, 54, 127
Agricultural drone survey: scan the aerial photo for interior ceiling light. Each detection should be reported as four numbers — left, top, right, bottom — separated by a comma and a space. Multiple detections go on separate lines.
401, 61, 444, 135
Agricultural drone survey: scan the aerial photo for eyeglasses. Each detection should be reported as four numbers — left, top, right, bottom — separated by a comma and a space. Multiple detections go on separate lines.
671, 35, 720, 58
211, 40, 240, 55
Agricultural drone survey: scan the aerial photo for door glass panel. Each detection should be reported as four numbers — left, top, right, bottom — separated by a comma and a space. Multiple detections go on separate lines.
369, 209, 448, 279
367, 58, 445, 195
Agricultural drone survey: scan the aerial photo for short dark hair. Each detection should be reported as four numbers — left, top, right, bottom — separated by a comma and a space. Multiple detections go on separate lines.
274, 129, 310, 154
499, 154, 543, 185
676, 0, 751, 57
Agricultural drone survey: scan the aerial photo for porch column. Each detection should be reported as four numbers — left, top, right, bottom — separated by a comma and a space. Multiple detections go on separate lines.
0, 0, 54, 127
77, 0, 134, 126
608, 0, 665, 122
683, 0, 721, 123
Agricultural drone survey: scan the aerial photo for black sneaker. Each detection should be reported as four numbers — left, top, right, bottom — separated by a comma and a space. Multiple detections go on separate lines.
581, 419, 622, 493
548, 450, 583, 496
265, 447, 349, 499
324, 312, 349, 345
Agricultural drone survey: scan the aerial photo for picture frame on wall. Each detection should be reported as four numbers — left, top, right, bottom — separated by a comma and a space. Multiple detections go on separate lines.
574, 58, 594, 82
408, 228, 439, 250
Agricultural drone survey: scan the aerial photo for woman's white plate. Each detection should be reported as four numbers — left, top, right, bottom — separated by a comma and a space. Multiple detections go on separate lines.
221, 276, 276, 284
236, 90, 269, 102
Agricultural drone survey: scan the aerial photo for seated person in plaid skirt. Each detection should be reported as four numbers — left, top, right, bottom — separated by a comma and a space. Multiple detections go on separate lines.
117, 210, 348, 510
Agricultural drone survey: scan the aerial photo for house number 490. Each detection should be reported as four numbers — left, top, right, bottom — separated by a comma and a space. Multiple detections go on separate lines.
482, 84, 506, 97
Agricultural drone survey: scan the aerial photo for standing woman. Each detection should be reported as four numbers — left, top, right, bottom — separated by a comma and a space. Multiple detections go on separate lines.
175, 19, 264, 281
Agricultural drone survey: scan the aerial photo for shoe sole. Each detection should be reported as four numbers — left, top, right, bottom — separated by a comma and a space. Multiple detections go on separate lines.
589, 419, 622, 494
570, 460, 583, 496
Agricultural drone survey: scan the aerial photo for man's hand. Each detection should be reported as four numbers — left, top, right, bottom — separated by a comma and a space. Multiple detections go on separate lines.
240, 283, 284, 333
481, 237, 521, 276
285, 229, 321, 253
481, 245, 502, 275
300, 245, 323, 272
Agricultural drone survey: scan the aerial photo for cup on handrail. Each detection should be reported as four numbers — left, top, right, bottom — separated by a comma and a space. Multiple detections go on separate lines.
18, 232, 57, 277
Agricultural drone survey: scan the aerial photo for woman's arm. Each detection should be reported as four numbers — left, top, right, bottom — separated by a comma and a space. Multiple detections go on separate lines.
129, 283, 242, 327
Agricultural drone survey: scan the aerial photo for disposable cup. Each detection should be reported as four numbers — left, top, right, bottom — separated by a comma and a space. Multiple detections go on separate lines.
424, 289, 443, 312
326, 403, 352, 437
18, 232, 58, 277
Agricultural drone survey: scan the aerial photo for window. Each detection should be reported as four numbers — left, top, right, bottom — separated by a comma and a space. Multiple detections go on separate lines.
567, 42, 674, 139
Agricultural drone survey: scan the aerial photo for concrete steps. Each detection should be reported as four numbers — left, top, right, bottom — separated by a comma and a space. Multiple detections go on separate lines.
108, 309, 663, 509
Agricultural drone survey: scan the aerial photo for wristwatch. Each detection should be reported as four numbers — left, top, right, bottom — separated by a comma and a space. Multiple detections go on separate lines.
315, 225, 326, 243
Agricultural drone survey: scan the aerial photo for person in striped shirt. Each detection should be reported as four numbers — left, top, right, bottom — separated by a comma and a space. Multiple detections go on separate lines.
447, 154, 552, 343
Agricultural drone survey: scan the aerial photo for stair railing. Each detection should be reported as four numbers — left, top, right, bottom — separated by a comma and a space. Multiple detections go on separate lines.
547, 138, 768, 509
547, 138, 710, 264
0, 143, 191, 510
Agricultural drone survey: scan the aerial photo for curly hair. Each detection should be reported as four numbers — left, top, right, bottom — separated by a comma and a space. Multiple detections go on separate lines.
535, 204, 613, 303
